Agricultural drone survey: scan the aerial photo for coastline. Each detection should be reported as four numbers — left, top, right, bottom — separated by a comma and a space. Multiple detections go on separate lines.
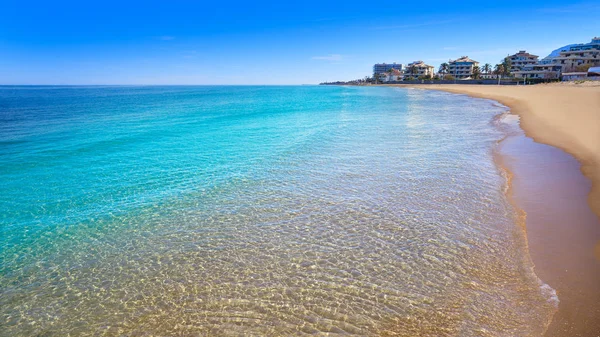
387, 84, 600, 336
386, 84, 600, 218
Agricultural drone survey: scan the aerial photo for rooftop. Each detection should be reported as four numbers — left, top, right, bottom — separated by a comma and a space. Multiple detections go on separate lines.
450, 56, 478, 63
408, 60, 433, 68
508, 50, 538, 58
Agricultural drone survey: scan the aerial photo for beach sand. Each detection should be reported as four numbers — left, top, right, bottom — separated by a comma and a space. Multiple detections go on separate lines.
389, 83, 600, 336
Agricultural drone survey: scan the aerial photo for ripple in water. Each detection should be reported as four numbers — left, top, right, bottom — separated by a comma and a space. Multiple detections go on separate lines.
0, 86, 557, 336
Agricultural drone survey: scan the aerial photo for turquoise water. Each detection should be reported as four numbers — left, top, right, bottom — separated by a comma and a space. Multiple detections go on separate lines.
1, 86, 556, 336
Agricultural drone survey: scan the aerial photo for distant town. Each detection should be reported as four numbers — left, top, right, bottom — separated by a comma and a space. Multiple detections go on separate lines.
321, 37, 600, 85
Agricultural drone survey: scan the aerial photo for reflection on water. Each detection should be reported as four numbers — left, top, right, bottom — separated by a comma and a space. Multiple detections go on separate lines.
0, 86, 556, 336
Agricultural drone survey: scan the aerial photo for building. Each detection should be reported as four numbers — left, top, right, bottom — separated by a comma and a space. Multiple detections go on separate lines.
553, 37, 600, 72
448, 56, 479, 79
561, 72, 588, 81
480, 73, 499, 79
520, 37, 600, 80
539, 44, 579, 65
402, 61, 434, 80
513, 64, 562, 80
561, 66, 600, 81
538, 45, 574, 66
506, 50, 538, 73
378, 68, 404, 82
373, 63, 404, 75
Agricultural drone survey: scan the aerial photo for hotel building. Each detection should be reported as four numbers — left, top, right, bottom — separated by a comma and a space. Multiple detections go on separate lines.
506, 50, 538, 73
373, 63, 404, 75
447, 56, 479, 79
514, 37, 600, 79
553, 37, 600, 71
513, 64, 562, 79
402, 61, 435, 80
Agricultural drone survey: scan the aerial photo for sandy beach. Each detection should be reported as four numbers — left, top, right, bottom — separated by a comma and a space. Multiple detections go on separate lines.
389, 83, 600, 336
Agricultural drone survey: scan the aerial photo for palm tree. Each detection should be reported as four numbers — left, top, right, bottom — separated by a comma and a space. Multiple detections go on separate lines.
494, 64, 505, 83
483, 63, 491, 75
439, 62, 449, 76
502, 57, 512, 77
373, 72, 383, 84
494, 64, 504, 76
409, 65, 418, 76
493, 64, 502, 84
472, 66, 481, 79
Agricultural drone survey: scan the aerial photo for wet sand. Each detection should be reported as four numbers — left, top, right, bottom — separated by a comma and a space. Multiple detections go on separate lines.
499, 132, 600, 336
388, 84, 600, 336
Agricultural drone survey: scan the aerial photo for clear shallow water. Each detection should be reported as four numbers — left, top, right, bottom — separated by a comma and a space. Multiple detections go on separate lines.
0, 86, 556, 336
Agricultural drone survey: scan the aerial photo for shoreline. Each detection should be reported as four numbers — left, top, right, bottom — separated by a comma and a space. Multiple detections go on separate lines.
387, 84, 600, 336
490, 113, 559, 335
386, 84, 600, 218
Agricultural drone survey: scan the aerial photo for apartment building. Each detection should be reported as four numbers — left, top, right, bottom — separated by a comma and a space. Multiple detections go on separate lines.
513, 64, 562, 79
373, 63, 404, 75
448, 56, 479, 79
506, 50, 538, 72
553, 37, 600, 71
402, 61, 434, 80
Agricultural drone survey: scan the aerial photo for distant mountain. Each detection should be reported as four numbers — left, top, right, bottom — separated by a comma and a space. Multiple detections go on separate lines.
543, 44, 579, 59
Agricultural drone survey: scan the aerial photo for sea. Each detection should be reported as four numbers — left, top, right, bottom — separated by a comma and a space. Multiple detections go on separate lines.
0, 85, 557, 336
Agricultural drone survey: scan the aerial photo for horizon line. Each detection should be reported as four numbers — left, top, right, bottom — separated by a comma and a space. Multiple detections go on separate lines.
0, 84, 321, 87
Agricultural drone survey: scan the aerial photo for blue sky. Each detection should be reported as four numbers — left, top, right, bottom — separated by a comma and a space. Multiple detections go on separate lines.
1, 0, 599, 84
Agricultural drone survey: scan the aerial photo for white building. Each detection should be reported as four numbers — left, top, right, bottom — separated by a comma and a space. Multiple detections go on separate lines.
513, 37, 600, 80
402, 61, 435, 80
506, 50, 538, 73
378, 68, 404, 82
373, 63, 404, 75
561, 66, 600, 81
480, 74, 499, 79
561, 72, 588, 81
513, 64, 562, 80
448, 56, 479, 79
554, 37, 600, 72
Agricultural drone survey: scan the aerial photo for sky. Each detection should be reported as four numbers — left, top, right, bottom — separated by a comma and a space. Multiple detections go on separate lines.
1, 0, 599, 85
